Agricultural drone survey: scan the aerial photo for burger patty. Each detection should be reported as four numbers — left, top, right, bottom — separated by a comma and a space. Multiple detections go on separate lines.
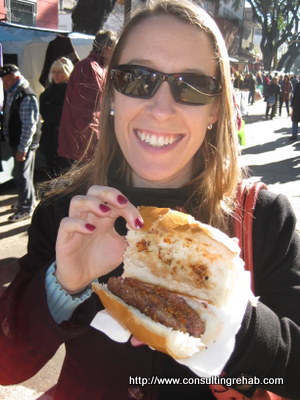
107, 277, 205, 337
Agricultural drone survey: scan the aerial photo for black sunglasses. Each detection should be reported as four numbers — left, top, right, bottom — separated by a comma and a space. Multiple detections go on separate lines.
111, 64, 222, 106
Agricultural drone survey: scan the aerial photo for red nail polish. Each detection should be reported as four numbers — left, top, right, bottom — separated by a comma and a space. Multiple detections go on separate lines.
135, 218, 144, 229
99, 204, 111, 212
117, 195, 128, 204
85, 223, 96, 231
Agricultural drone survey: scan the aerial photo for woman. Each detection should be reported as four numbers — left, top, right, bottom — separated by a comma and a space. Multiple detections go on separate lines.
39, 57, 74, 176
0, 1, 299, 399
279, 75, 292, 117
265, 76, 281, 119
290, 81, 300, 140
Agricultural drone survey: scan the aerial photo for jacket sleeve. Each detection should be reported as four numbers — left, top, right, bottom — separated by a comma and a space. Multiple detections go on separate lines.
66, 60, 104, 135
0, 198, 91, 385
224, 190, 300, 399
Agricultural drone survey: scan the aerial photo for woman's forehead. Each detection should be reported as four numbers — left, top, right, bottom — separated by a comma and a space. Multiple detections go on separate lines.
119, 15, 217, 74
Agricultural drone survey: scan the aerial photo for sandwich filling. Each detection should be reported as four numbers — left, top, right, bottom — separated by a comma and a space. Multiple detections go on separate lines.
107, 277, 205, 337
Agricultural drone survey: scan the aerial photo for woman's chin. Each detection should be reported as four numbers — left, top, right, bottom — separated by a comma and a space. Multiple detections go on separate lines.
132, 167, 191, 188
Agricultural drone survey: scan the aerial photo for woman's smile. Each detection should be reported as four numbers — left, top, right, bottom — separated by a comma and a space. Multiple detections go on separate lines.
134, 129, 184, 149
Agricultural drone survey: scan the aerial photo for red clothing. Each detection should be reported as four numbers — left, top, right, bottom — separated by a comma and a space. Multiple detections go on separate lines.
280, 80, 292, 102
57, 51, 106, 162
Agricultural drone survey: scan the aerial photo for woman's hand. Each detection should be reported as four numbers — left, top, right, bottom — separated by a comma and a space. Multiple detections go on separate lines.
130, 336, 145, 347
55, 186, 143, 294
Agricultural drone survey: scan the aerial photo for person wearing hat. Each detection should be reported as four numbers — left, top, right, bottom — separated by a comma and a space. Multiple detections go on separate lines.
0, 64, 41, 222
57, 30, 116, 166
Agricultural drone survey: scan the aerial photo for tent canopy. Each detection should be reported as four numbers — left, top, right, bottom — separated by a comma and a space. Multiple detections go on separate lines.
0, 21, 94, 96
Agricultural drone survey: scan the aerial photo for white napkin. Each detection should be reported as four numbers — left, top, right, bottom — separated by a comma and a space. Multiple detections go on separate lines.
91, 270, 254, 377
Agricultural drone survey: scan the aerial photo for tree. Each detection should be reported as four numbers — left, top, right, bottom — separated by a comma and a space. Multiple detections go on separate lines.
72, 0, 117, 35
277, 30, 300, 73
211, 0, 300, 72
246, 0, 300, 71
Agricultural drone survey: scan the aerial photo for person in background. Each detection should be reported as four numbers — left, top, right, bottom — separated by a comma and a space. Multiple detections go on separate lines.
0, 1, 299, 399
57, 30, 116, 168
279, 75, 292, 117
233, 71, 243, 90
290, 80, 300, 141
262, 73, 271, 99
265, 76, 281, 119
255, 70, 264, 94
290, 74, 299, 91
39, 57, 74, 177
0, 64, 40, 222
243, 72, 256, 105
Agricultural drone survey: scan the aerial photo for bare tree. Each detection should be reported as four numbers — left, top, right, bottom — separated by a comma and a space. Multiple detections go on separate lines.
277, 28, 300, 73
209, 0, 300, 72
246, 0, 300, 71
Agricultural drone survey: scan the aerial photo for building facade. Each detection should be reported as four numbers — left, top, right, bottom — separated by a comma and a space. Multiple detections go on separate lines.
0, 0, 59, 29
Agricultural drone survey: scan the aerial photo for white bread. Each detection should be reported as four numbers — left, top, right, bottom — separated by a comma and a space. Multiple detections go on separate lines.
93, 206, 244, 359
124, 207, 244, 308
92, 282, 221, 359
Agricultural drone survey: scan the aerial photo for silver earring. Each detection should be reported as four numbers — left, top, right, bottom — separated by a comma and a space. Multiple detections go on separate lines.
207, 124, 213, 130
110, 109, 115, 116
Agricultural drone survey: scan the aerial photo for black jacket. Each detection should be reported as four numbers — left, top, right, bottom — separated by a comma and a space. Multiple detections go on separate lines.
0, 183, 299, 400
291, 82, 300, 122
265, 83, 281, 102
39, 83, 67, 156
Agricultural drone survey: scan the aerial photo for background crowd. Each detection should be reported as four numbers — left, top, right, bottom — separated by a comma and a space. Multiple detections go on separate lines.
1, 27, 300, 224
232, 68, 300, 141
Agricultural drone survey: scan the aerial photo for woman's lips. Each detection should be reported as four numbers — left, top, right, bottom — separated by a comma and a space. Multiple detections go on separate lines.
134, 129, 184, 148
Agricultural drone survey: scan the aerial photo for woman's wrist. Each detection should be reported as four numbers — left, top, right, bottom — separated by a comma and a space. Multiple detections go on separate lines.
54, 266, 91, 296
45, 262, 94, 323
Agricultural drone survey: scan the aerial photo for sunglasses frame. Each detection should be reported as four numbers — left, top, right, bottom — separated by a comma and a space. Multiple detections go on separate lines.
111, 64, 222, 105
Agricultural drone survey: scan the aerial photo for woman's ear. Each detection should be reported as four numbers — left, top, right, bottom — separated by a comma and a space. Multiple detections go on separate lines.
208, 101, 220, 126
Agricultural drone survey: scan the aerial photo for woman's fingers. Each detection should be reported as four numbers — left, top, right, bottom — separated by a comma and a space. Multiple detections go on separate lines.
69, 194, 113, 219
86, 185, 129, 206
69, 187, 144, 230
57, 216, 97, 244
130, 336, 145, 347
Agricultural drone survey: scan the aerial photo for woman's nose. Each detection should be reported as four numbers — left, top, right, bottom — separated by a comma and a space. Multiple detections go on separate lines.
145, 81, 176, 120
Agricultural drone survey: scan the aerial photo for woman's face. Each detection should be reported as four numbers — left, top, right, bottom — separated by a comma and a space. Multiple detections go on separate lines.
113, 15, 220, 188
51, 68, 68, 84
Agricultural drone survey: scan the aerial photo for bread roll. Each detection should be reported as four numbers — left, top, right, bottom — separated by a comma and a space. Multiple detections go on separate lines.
93, 206, 244, 359
125, 207, 244, 307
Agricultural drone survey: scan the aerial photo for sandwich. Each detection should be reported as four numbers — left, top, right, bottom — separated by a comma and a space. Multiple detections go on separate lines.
92, 206, 244, 359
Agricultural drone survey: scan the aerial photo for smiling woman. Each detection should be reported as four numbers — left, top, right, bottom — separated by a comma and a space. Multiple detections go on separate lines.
112, 14, 220, 188
0, 1, 299, 400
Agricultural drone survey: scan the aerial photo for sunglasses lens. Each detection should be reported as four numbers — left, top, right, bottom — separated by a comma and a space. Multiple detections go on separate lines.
112, 66, 159, 98
171, 75, 221, 105
111, 65, 221, 105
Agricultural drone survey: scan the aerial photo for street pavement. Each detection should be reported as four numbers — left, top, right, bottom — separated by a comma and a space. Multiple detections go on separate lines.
240, 99, 300, 231
0, 98, 299, 399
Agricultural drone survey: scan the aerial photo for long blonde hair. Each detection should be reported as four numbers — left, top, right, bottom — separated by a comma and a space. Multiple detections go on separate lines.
44, 0, 245, 232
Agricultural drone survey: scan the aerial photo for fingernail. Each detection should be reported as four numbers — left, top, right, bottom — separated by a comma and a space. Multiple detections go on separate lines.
85, 223, 96, 231
117, 195, 128, 204
99, 204, 111, 212
135, 218, 144, 229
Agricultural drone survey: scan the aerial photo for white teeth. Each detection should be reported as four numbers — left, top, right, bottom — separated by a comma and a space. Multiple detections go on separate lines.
149, 135, 157, 146
136, 130, 180, 147
157, 136, 164, 146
